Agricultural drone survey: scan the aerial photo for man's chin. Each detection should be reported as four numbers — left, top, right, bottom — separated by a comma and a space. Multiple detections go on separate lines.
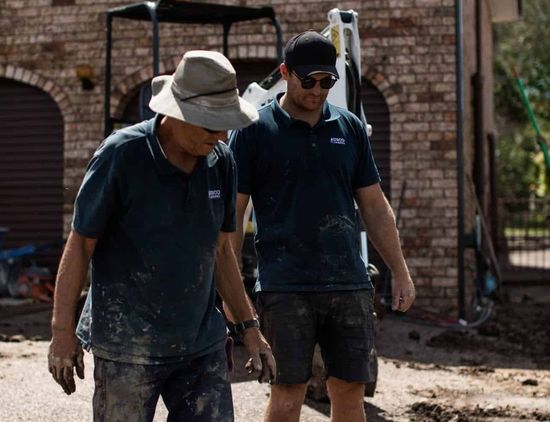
301, 97, 324, 111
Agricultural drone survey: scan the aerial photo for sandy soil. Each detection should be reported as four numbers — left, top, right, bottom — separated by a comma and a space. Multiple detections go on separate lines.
0, 285, 548, 421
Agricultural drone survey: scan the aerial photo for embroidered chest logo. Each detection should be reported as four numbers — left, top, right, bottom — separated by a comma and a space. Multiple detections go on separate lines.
330, 137, 346, 145
208, 189, 221, 199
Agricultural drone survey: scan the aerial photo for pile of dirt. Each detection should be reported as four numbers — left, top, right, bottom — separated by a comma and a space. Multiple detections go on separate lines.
426, 303, 550, 367
408, 401, 550, 421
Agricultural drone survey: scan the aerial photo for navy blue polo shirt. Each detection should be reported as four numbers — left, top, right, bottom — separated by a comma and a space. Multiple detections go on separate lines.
229, 94, 380, 292
73, 115, 235, 364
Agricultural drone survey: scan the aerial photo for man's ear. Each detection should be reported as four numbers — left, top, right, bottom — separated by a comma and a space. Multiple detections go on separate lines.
280, 63, 290, 80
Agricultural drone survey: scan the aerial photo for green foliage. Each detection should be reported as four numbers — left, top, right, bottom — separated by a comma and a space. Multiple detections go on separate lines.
493, 0, 550, 197
493, 60, 526, 125
495, 130, 541, 199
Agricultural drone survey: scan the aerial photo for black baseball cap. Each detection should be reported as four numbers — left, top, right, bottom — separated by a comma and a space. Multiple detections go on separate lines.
284, 31, 339, 79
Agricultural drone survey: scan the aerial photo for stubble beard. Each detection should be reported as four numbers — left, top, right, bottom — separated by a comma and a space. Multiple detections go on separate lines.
289, 91, 326, 114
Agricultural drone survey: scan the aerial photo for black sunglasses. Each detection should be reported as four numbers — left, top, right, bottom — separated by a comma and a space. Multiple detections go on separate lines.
291, 70, 338, 90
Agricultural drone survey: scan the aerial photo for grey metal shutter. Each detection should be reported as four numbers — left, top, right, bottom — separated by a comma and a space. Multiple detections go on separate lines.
0, 78, 64, 274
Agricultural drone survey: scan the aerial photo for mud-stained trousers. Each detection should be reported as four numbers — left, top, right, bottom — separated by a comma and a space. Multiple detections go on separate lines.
92, 348, 233, 422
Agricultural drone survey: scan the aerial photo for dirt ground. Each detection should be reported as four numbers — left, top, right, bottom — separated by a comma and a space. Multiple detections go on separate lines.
0, 285, 549, 422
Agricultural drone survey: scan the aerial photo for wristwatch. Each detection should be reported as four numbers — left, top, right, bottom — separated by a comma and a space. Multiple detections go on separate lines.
233, 318, 260, 335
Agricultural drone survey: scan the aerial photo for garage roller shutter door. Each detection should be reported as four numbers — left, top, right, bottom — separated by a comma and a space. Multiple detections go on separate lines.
0, 78, 64, 274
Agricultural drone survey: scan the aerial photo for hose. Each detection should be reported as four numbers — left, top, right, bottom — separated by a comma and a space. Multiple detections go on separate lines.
385, 298, 495, 329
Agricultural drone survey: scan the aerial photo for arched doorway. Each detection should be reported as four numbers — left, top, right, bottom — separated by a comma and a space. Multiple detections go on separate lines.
0, 78, 64, 274
362, 79, 391, 278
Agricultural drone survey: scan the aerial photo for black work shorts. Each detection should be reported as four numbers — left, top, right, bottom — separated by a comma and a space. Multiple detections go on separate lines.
256, 289, 377, 385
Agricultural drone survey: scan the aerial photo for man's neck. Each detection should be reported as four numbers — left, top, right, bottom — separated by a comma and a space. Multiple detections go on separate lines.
279, 94, 323, 128
157, 117, 198, 174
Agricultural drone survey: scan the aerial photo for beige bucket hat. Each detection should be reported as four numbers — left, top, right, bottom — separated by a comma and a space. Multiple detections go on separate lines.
149, 50, 258, 131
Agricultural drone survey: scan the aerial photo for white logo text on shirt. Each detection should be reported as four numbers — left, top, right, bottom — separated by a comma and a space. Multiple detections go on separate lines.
208, 190, 221, 199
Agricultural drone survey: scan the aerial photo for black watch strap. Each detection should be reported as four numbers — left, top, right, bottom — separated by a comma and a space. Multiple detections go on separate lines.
233, 318, 260, 334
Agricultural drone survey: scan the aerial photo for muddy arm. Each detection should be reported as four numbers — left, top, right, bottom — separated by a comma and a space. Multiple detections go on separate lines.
223, 193, 252, 323
215, 231, 275, 381
51, 230, 97, 335
49, 230, 96, 395
215, 231, 255, 323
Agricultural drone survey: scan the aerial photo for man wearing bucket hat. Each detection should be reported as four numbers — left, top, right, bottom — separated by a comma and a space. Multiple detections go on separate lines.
48, 50, 275, 421
229, 31, 415, 421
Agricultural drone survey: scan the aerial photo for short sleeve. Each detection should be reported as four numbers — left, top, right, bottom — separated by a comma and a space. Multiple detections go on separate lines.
72, 142, 119, 238
220, 151, 237, 232
228, 127, 254, 195
353, 120, 381, 189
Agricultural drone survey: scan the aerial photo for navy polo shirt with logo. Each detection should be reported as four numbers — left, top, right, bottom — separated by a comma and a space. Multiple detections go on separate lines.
229, 93, 380, 292
73, 115, 235, 364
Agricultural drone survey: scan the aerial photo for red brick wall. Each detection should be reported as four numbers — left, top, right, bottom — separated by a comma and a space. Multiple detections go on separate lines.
356, 0, 460, 312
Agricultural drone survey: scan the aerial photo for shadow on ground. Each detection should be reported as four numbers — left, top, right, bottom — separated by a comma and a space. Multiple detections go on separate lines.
375, 285, 550, 371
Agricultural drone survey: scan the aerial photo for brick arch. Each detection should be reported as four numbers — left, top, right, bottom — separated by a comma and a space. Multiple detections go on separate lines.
110, 56, 182, 118
0, 64, 77, 129
362, 66, 401, 113
0, 65, 77, 235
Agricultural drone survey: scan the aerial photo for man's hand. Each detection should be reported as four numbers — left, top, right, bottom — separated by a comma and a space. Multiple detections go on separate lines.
242, 328, 276, 383
392, 273, 415, 312
48, 332, 85, 395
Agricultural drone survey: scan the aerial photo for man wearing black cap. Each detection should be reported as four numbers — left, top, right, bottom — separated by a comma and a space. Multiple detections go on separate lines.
230, 31, 415, 421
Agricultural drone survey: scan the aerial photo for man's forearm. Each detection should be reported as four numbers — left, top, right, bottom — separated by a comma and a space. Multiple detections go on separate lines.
230, 227, 245, 266
359, 198, 409, 277
231, 193, 252, 265
215, 237, 256, 323
51, 231, 95, 334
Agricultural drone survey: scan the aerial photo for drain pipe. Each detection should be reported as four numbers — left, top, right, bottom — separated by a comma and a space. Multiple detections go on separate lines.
473, 0, 484, 203
455, 0, 466, 319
